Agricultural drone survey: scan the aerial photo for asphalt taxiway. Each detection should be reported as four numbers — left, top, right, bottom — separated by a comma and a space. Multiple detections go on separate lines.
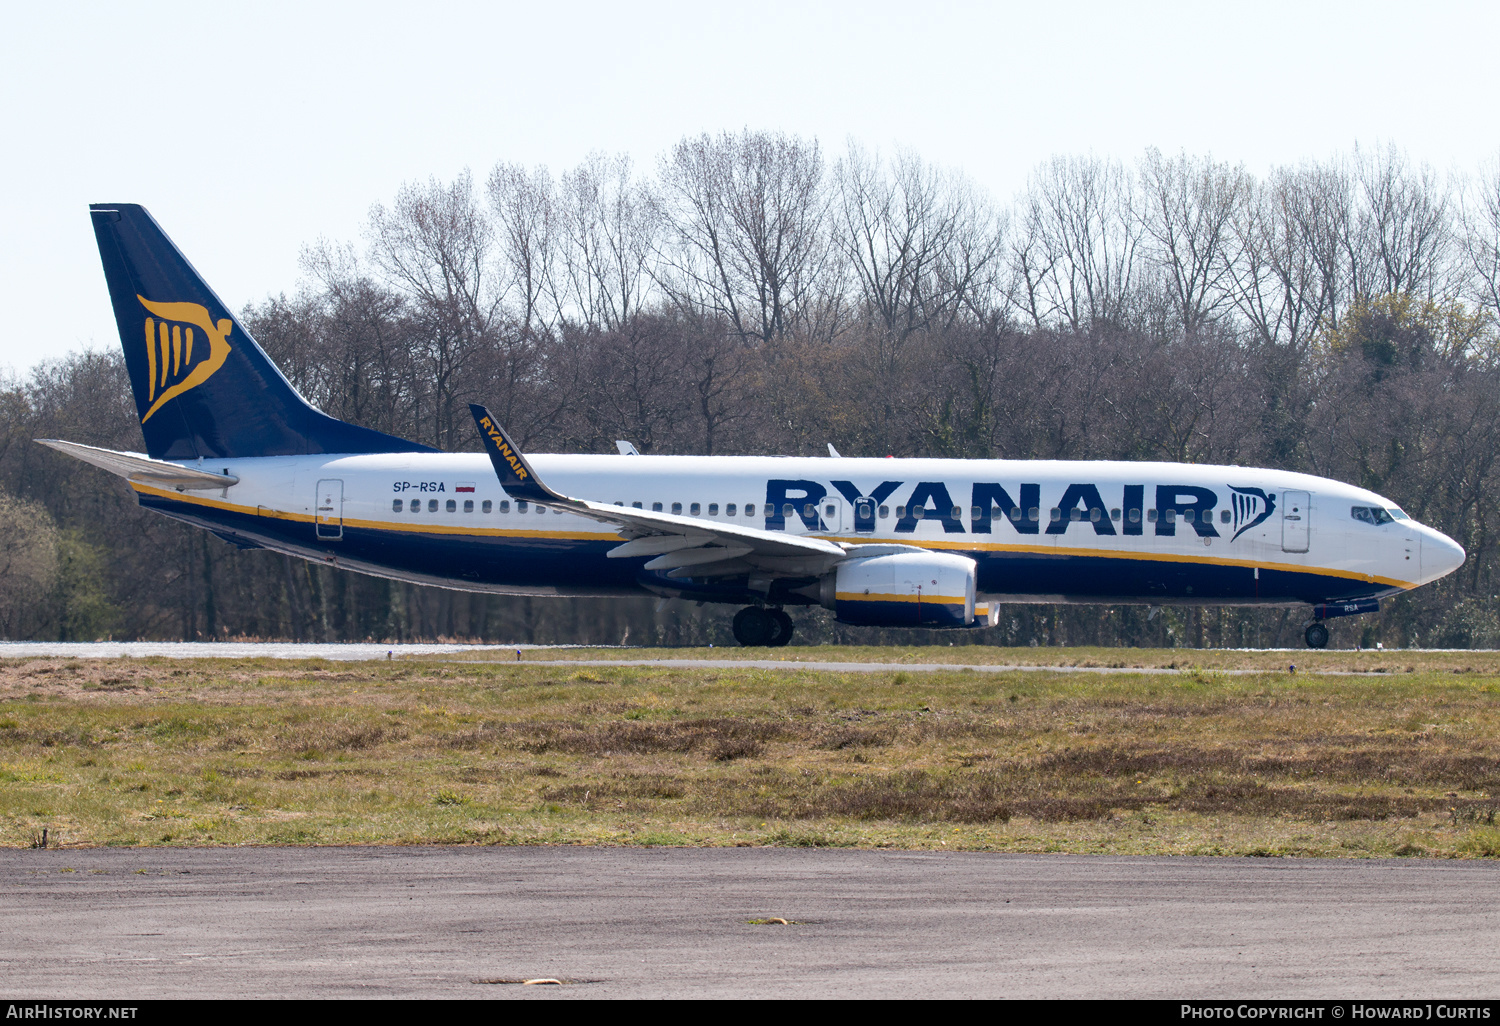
3, 848, 1497, 998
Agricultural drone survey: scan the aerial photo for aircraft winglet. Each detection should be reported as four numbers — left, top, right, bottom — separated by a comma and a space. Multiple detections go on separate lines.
469, 404, 566, 503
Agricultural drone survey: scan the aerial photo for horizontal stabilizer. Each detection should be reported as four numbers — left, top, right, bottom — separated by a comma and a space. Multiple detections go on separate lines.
36, 439, 238, 490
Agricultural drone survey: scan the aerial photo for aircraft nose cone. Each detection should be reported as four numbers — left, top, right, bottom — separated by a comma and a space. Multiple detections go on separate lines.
1421, 529, 1466, 581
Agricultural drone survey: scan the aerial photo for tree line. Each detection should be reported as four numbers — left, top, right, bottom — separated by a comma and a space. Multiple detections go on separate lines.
3, 134, 1499, 648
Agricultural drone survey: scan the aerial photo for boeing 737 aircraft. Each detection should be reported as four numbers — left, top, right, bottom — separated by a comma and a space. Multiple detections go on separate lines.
41, 204, 1466, 648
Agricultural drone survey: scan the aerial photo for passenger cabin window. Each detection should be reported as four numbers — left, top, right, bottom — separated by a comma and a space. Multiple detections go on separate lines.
482, 500, 492, 513
708, 504, 718, 515
1220, 509, 1230, 523
1351, 505, 1395, 525
1050, 508, 1062, 522
671, 502, 683, 515
725, 503, 735, 516
804, 503, 816, 518
632, 501, 643, 509
1009, 507, 1022, 521
446, 499, 456, 512
783, 503, 795, 517
518, 500, 529, 512
691, 503, 701, 516
499, 500, 510, 513
428, 499, 438, 512
1110, 508, 1121, 521
1129, 509, 1141, 523
895, 506, 906, 519
1028, 507, 1040, 522
879, 505, 889, 519
464, 500, 474, 513
1147, 509, 1157, 522
392, 499, 403, 512
538, 505, 548, 514
652, 502, 663, 512
825, 503, 836, 518
1183, 509, 1194, 523
745, 504, 755, 517
912, 507, 925, 520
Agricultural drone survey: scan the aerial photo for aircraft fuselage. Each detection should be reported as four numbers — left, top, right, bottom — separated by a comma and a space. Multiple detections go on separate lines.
131, 451, 1461, 610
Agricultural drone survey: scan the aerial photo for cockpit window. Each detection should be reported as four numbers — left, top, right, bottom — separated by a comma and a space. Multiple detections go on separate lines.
1389, 508, 1410, 520
1351, 505, 1395, 526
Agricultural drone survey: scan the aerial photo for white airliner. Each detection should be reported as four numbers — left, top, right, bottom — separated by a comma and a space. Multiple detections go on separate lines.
41, 204, 1466, 649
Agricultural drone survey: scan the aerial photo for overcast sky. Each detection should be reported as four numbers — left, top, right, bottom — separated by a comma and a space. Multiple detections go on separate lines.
3, 0, 1496, 374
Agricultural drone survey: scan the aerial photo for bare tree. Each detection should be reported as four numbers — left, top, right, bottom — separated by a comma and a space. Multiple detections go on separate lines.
1137, 148, 1249, 335
487, 163, 563, 339
836, 146, 1006, 340
657, 130, 835, 344
1011, 155, 1141, 330
1350, 145, 1454, 302
367, 172, 499, 446
1459, 155, 1500, 324
557, 152, 662, 333
1227, 168, 1337, 351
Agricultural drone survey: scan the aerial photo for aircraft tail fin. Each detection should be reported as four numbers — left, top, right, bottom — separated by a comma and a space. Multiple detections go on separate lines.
89, 203, 434, 460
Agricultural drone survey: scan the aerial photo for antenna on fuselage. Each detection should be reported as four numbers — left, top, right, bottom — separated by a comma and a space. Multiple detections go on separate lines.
827, 443, 842, 458
615, 440, 640, 456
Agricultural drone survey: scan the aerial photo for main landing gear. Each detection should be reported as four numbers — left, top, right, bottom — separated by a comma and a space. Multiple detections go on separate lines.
733, 606, 794, 647
1304, 622, 1330, 649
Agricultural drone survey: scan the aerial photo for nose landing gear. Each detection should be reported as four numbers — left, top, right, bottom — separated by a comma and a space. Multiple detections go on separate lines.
1304, 622, 1330, 649
732, 606, 795, 647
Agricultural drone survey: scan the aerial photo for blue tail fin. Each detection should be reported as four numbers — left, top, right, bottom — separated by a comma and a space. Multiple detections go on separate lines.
89, 203, 434, 460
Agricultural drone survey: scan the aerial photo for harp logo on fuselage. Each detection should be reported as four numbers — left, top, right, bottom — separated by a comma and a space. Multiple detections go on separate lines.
138, 296, 234, 423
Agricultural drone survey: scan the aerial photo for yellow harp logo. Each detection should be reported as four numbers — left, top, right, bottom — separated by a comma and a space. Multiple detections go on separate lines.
137, 296, 233, 423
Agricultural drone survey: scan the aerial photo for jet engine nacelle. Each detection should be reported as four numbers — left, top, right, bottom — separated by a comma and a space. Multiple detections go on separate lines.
820, 551, 992, 628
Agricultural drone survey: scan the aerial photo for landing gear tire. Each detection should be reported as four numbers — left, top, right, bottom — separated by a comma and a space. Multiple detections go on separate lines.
767, 610, 795, 647
1305, 622, 1330, 649
733, 607, 774, 647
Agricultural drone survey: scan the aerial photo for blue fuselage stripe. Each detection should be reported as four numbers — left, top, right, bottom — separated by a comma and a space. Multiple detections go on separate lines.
142, 493, 1392, 606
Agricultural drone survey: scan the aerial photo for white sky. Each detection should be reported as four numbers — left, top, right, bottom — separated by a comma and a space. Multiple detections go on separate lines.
2, 0, 1496, 374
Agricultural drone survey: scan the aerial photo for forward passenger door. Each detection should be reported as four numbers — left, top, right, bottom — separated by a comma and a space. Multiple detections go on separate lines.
1282, 490, 1309, 553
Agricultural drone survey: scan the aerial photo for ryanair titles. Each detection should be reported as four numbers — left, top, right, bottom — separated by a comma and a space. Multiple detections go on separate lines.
766, 479, 1277, 540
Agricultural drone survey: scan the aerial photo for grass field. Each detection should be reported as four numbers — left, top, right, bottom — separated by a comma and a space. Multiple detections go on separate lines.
505, 644, 1500, 674
3, 648, 1499, 857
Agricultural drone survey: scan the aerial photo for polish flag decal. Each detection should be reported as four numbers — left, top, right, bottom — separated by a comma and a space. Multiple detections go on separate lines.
455, 482, 476, 493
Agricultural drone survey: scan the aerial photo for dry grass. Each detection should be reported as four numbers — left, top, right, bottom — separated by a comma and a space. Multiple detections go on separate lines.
2, 654, 1499, 856
498, 644, 1500, 675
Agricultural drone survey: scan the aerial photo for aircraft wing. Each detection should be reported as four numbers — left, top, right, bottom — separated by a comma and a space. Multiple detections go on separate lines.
35, 439, 239, 490
469, 404, 911, 579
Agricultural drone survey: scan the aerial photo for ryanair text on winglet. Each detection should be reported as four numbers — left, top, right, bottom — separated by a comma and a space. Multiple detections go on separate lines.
478, 416, 529, 482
